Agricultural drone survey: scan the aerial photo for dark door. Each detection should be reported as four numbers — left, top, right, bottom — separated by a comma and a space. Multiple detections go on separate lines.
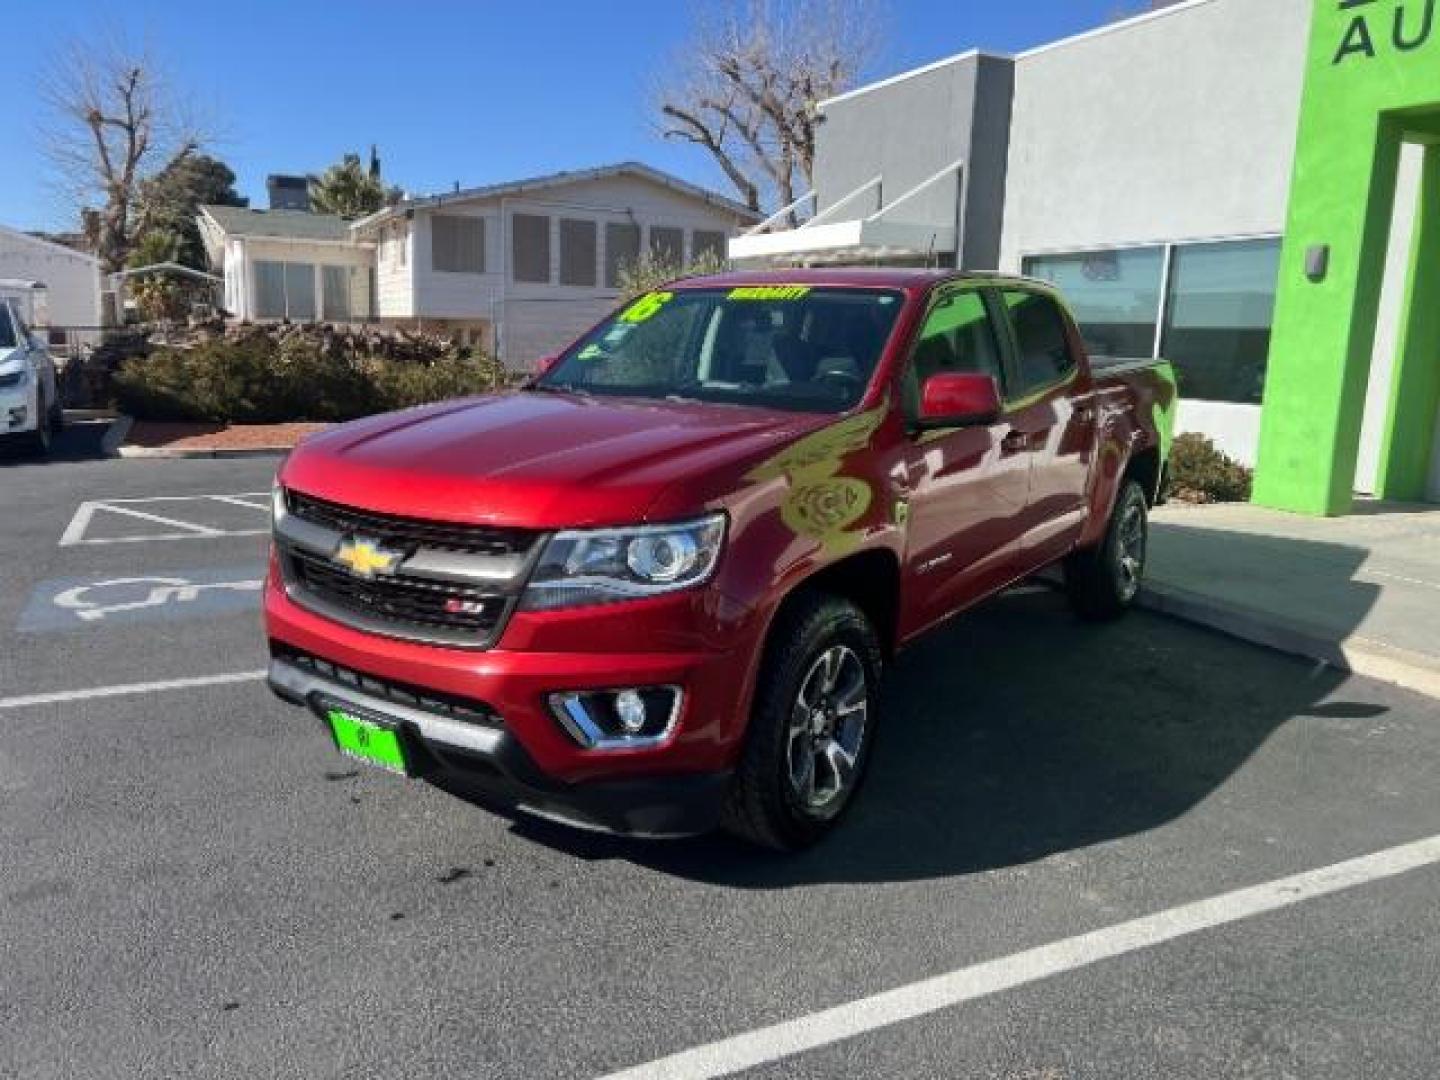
995, 288, 1097, 571
895, 286, 1032, 639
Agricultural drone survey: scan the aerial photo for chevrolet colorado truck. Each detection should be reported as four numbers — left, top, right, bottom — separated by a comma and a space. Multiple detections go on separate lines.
266, 269, 1176, 849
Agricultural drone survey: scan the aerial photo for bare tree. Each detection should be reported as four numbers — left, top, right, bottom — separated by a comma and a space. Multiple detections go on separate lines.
658, 0, 883, 216
40, 34, 206, 272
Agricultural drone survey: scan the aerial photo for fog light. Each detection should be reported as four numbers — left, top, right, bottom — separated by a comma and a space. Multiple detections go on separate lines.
8, 406, 26, 426
547, 686, 683, 750
615, 690, 647, 734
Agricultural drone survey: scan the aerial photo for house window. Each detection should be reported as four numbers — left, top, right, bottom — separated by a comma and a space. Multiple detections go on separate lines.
432, 214, 485, 273
560, 219, 598, 286
692, 230, 727, 264
649, 226, 684, 266
512, 213, 551, 283
605, 222, 641, 288
1161, 238, 1281, 405
1023, 247, 1164, 360
322, 265, 353, 322
254, 261, 316, 321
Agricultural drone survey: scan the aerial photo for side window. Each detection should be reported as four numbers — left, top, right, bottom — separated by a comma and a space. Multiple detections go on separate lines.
903, 289, 1003, 417
1002, 290, 1075, 394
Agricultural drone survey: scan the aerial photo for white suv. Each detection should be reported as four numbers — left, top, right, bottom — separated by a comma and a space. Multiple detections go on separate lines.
0, 296, 61, 456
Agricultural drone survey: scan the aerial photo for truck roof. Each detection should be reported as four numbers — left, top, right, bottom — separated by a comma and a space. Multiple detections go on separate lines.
675, 267, 1054, 293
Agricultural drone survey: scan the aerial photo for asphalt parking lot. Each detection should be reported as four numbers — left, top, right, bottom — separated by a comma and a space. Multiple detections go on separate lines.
3, 446, 1440, 1079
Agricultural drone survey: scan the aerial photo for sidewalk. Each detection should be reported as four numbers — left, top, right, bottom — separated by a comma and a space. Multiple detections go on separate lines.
1143, 500, 1440, 699
116, 420, 328, 459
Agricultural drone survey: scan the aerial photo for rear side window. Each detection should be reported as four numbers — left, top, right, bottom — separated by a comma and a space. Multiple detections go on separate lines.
1002, 290, 1075, 395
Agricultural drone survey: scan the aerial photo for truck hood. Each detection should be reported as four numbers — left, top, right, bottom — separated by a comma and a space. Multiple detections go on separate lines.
281, 390, 835, 528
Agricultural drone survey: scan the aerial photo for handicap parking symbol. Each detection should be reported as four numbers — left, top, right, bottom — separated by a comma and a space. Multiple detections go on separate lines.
18, 566, 267, 632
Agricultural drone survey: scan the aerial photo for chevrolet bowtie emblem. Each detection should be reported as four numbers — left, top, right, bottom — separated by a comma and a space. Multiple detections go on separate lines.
332, 536, 404, 579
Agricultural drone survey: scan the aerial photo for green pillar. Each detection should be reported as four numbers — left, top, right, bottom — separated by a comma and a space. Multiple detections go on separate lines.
1375, 142, 1440, 500
1254, 1, 1440, 515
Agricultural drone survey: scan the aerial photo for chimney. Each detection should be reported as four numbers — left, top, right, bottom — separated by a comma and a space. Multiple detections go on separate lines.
266, 174, 311, 211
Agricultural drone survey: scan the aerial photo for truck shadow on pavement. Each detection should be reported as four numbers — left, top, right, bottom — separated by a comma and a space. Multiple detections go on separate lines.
0, 417, 112, 465
505, 533, 1384, 886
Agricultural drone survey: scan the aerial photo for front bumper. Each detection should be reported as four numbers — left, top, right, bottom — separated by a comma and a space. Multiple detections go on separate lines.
267, 655, 730, 837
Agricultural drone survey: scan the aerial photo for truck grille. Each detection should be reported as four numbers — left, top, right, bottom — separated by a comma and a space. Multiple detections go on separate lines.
276, 488, 541, 648
287, 546, 511, 639
286, 490, 537, 557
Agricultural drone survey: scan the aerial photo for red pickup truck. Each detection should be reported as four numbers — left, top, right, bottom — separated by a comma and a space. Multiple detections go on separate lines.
266, 269, 1176, 849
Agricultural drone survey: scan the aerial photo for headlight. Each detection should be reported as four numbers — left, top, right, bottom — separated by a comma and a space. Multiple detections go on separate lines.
520, 513, 727, 611
0, 368, 27, 390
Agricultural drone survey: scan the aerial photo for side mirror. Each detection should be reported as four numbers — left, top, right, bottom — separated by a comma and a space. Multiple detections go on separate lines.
917, 372, 1002, 429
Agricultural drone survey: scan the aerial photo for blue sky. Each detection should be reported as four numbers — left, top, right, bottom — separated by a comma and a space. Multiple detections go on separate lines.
3, 0, 1146, 231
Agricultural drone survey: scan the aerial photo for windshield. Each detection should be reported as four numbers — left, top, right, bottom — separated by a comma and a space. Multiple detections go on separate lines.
535, 286, 905, 413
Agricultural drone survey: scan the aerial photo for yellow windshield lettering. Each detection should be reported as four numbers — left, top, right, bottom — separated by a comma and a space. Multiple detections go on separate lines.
727, 286, 812, 302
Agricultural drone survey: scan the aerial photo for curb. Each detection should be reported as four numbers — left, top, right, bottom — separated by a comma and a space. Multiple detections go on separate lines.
115, 444, 292, 460
100, 415, 133, 457
1137, 580, 1440, 701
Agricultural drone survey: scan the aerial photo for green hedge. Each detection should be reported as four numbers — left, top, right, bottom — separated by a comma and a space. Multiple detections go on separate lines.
113, 329, 509, 423
1166, 432, 1254, 504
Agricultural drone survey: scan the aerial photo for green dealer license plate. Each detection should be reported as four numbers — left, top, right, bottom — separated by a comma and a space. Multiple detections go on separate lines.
326, 708, 409, 775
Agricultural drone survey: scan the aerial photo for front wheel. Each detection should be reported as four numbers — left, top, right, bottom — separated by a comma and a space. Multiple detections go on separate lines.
722, 594, 882, 850
1064, 479, 1149, 622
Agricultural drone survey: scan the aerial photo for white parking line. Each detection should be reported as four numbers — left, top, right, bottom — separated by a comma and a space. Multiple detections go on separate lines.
598, 833, 1440, 1080
59, 492, 271, 547
0, 671, 267, 711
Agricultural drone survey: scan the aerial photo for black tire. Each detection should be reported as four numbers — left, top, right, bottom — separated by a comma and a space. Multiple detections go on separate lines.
1064, 479, 1149, 622
16, 393, 54, 458
722, 593, 883, 850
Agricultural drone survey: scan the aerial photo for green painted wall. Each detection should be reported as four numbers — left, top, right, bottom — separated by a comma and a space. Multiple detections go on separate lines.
1255, 0, 1440, 514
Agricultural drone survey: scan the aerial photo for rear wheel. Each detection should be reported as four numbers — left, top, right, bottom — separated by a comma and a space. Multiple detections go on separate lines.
722, 594, 882, 850
1064, 479, 1149, 621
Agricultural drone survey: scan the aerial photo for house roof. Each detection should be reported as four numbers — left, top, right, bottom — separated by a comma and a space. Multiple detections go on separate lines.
349, 161, 763, 232
0, 223, 102, 266
199, 205, 357, 243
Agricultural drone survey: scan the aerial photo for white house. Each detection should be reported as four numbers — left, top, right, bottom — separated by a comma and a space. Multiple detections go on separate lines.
197, 206, 375, 325
0, 224, 104, 350
200, 162, 760, 368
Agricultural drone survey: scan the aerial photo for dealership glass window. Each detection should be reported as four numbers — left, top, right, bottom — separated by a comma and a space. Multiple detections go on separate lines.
432, 214, 486, 274
605, 223, 641, 288
560, 219, 598, 286
1023, 247, 1164, 360
1161, 238, 1281, 405
512, 213, 551, 283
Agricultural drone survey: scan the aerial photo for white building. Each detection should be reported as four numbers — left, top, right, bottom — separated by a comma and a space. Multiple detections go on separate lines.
0, 224, 104, 350
730, 0, 1314, 470
201, 162, 759, 368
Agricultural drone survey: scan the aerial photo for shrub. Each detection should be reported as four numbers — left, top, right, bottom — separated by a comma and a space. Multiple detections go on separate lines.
112, 323, 508, 423
1165, 432, 1254, 504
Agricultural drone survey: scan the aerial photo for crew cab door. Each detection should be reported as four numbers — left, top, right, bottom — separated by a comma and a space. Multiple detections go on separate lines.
993, 288, 1096, 572
895, 286, 1031, 639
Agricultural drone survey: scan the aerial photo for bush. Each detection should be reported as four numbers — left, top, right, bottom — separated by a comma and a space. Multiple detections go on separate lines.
112, 323, 509, 423
1165, 433, 1254, 504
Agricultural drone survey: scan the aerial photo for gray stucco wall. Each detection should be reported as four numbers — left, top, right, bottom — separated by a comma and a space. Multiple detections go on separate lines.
998, 0, 1313, 272
813, 51, 1013, 267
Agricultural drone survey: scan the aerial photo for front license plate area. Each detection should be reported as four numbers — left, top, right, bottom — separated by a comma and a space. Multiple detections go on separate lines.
322, 701, 410, 775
